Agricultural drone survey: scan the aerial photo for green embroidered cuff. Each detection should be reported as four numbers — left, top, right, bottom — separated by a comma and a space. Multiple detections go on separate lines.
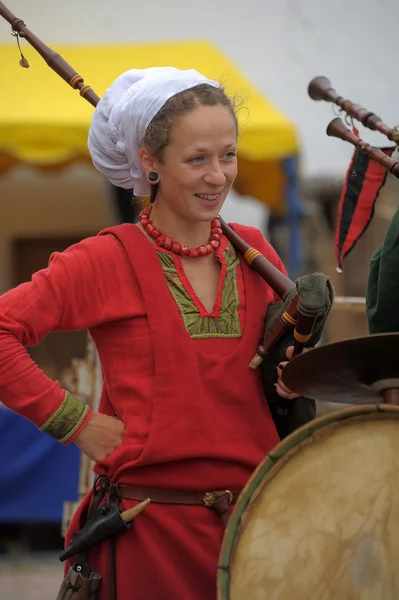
40, 391, 89, 444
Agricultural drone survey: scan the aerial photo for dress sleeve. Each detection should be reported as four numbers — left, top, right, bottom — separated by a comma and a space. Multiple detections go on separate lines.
0, 234, 127, 444
366, 207, 399, 334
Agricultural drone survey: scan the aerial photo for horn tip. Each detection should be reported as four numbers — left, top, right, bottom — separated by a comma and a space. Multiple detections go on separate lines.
121, 498, 151, 523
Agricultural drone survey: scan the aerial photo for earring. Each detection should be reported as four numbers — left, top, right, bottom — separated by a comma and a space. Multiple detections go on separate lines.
147, 171, 159, 184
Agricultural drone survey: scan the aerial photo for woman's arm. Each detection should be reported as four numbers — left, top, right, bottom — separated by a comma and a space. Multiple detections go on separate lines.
0, 234, 128, 447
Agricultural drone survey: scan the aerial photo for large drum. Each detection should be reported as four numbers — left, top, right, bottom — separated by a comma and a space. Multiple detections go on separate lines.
218, 404, 399, 600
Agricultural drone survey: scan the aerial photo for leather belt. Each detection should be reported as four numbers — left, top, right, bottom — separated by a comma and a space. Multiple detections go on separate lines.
118, 485, 240, 514
118, 485, 240, 515
96, 478, 241, 527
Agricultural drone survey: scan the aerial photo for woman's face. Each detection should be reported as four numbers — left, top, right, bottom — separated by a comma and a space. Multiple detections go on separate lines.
145, 104, 238, 223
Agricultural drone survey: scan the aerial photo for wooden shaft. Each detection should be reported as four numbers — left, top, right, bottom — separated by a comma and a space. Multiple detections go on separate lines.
219, 217, 296, 298
308, 76, 399, 142
0, 2, 100, 106
327, 118, 399, 178
292, 312, 314, 357
0, 1, 17, 24
220, 219, 303, 366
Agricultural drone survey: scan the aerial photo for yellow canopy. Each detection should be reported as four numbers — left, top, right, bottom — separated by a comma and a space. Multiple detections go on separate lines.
0, 40, 299, 212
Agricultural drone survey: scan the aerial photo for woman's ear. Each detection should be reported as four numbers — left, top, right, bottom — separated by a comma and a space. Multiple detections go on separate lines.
140, 147, 157, 175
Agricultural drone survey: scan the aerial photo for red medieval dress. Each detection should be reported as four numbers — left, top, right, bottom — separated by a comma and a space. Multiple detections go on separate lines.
0, 223, 285, 600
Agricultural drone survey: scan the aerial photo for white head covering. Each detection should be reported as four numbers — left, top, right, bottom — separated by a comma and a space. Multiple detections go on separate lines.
88, 66, 220, 197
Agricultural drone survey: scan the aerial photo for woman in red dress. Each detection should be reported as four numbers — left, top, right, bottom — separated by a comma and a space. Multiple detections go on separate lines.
0, 66, 299, 599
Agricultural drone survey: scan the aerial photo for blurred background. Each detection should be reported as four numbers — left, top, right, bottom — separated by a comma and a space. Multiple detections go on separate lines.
1, 0, 399, 596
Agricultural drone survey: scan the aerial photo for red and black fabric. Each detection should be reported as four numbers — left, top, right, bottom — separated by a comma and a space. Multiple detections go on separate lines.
335, 138, 395, 271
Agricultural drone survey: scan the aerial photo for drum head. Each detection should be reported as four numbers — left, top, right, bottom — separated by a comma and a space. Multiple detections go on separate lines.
218, 404, 399, 600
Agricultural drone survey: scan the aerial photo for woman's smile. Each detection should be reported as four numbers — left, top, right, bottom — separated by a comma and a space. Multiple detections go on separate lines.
194, 192, 223, 207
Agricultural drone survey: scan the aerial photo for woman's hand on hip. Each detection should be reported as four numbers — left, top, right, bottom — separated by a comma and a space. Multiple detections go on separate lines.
74, 412, 125, 462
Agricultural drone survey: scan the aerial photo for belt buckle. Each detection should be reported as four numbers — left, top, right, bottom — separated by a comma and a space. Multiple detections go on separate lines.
203, 490, 233, 507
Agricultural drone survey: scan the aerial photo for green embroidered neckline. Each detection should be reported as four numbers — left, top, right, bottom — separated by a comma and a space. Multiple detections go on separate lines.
157, 242, 242, 339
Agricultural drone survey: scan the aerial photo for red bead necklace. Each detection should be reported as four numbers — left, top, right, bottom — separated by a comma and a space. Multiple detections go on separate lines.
139, 205, 223, 258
